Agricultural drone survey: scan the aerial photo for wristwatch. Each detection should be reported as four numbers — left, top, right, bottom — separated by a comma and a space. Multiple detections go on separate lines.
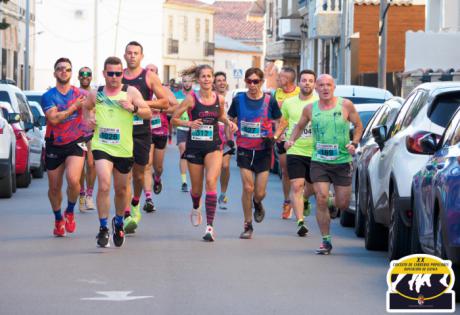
132, 104, 138, 113
274, 135, 279, 141
351, 142, 358, 149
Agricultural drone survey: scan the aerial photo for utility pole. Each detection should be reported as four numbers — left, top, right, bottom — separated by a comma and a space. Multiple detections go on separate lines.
93, 0, 98, 84
378, 0, 389, 89
114, 0, 122, 55
338, 0, 348, 84
24, 0, 30, 89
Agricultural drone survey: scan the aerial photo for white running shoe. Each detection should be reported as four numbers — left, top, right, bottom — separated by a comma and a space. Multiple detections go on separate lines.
202, 225, 215, 242
79, 195, 87, 212
85, 195, 95, 210
190, 206, 202, 227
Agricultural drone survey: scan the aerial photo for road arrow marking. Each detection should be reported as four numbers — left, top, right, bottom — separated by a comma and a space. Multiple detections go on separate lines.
81, 291, 153, 301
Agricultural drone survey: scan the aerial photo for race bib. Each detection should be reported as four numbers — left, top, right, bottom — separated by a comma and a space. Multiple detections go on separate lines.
151, 114, 162, 129
316, 143, 339, 160
241, 121, 261, 138
191, 125, 213, 141
292, 123, 312, 139
99, 127, 120, 144
133, 114, 143, 125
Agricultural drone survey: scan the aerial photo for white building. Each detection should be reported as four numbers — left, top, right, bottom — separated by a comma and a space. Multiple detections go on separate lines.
0, 0, 36, 89
34, 0, 163, 90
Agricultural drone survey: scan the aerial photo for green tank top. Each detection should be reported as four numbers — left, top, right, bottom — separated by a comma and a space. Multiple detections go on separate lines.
311, 98, 351, 164
174, 90, 189, 131
91, 87, 134, 158
282, 94, 319, 157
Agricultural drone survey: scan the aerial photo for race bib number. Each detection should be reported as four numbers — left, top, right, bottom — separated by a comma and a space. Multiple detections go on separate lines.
151, 114, 162, 129
99, 127, 120, 144
316, 143, 339, 160
133, 114, 143, 125
191, 125, 213, 141
241, 121, 261, 138
293, 123, 312, 139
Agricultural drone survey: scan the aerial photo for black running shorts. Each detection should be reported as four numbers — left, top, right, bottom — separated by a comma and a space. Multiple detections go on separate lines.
287, 154, 312, 183
183, 145, 221, 165
93, 150, 134, 174
276, 141, 287, 155
310, 161, 353, 186
133, 133, 151, 166
236, 147, 271, 174
45, 141, 85, 171
152, 135, 168, 150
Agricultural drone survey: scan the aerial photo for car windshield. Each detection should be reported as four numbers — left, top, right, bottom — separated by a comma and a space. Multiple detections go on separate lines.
26, 95, 42, 106
359, 111, 376, 129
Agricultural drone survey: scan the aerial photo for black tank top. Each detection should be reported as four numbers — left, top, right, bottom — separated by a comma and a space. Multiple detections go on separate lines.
186, 91, 221, 149
122, 69, 152, 136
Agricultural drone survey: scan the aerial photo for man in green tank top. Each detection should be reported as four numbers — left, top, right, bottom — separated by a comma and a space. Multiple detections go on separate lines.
83, 56, 151, 248
286, 74, 363, 255
274, 69, 318, 237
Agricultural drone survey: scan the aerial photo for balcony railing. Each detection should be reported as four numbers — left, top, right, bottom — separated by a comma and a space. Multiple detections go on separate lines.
204, 41, 215, 57
308, 0, 342, 38
167, 38, 179, 54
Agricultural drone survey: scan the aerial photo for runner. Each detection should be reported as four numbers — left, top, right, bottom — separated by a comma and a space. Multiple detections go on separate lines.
173, 74, 194, 192
41, 57, 86, 237
274, 67, 300, 219
273, 69, 318, 237
77, 67, 96, 212
286, 74, 363, 254
83, 56, 151, 247
227, 67, 281, 239
214, 71, 234, 209
122, 41, 168, 233
171, 64, 237, 242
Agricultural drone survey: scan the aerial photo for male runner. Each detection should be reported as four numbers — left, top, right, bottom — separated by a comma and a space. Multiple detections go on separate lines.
84, 56, 151, 247
41, 57, 86, 237
122, 41, 168, 233
78, 67, 96, 212
274, 69, 318, 237
274, 67, 300, 219
287, 74, 363, 254
214, 71, 234, 209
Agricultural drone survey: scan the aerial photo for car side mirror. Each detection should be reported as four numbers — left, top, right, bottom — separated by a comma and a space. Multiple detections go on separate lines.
7, 112, 20, 124
372, 125, 387, 150
419, 133, 438, 154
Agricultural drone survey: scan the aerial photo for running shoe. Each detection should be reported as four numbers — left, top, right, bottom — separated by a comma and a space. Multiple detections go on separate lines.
96, 226, 110, 248
303, 199, 312, 217
181, 182, 189, 192
328, 195, 339, 219
253, 199, 265, 223
239, 222, 253, 239
85, 196, 96, 210
53, 219, 65, 237
202, 225, 215, 242
315, 241, 333, 255
218, 193, 228, 210
124, 216, 137, 234
153, 179, 162, 195
282, 202, 292, 219
79, 195, 86, 212
111, 217, 125, 247
64, 211, 76, 233
131, 204, 142, 223
143, 198, 156, 213
190, 206, 202, 227
297, 221, 308, 237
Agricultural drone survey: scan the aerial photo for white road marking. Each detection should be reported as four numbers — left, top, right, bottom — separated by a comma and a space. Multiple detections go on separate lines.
81, 291, 153, 301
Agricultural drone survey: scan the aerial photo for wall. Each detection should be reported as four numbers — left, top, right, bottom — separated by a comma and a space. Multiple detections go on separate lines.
214, 49, 260, 91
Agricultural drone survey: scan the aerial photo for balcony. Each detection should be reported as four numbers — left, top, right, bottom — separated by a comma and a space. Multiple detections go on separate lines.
279, 0, 301, 19
308, 0, 342, 39
265, 39, 301, 60
167, 38, 179, 55
278, 18, 302, 39
204, 41, 215, 57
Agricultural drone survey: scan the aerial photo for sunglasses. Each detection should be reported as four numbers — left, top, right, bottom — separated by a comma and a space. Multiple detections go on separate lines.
245, 79, 261, 85
79, 71, 92, 77
106, 71, 123, 77
55, 67, 72, 73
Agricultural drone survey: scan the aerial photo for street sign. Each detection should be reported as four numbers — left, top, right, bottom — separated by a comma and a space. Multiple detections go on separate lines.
233, 69, 243, 79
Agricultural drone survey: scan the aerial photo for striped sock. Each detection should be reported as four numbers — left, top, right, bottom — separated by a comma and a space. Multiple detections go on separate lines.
190, 192, 201, 209
205, 192, 217, 226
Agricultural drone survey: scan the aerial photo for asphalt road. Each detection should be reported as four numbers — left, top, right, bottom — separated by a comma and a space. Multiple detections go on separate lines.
1, 145, 455, 315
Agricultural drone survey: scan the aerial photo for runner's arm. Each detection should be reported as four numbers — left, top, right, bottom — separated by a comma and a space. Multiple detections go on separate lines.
82, 90, 97, 129
345, 100, 363, 145
165, 88, 179, 114
128, 86, 152, 119
217, 94, 238, 133
273, 117, 288, 140
147, 71, 168, 110
45, 95, 85, 125
287, 104, 311, 145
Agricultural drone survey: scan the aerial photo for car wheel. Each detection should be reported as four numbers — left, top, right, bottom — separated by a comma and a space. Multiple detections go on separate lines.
355, 188, 365, 237
410, 196, 422, 254
388, 189, 411, 260
12, 164, 16, 193
32, 150, 45, 178
17, 164, 31, 188
365, 186, 387, 251
0, 154, 13, 198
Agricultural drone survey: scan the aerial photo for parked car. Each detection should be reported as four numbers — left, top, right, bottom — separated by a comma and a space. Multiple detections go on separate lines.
366, 82, 460, 260
411, 107, 460, 290
335, 85, 393, 105
0, 83, 45, 180
0, 108, 18, 198
340, 98, 404, 229
23, 90, 45, 107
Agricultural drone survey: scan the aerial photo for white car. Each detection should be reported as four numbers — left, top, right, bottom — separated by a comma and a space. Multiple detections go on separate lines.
28, 100, 47, 142
335, 85, 393, 105
23, 90, 46, 107
365, 82, 460, 260
0, 108, 17, 198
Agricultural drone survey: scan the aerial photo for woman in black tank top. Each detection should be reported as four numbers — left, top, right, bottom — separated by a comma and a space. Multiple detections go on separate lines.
172, 65, 237, 242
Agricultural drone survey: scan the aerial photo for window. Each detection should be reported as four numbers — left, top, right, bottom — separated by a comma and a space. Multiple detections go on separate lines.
401, 90, 428, 129
428, 93, 460, 128
205, 18, 210, 42
30, 106, 40, 122
0, 91, 11, 103
183, 16, 188, 41
195, 18, 201, 43
362, 105, 386, 140
168, 15, 173, 39
391, 91, 420, 136
15, 93, 31, 125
